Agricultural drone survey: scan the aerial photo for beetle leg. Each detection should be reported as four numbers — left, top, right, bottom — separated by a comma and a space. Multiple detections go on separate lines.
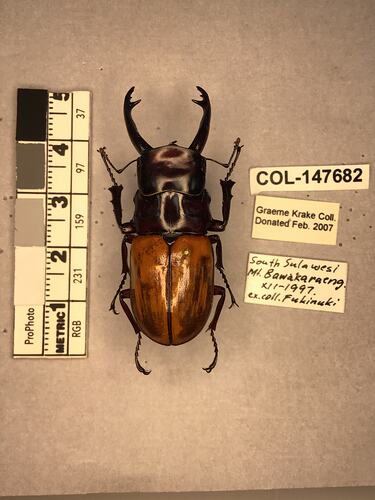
207, 286, 226, 339
207, 139, 243, 231
207, 178, 235, 232
110, 273, 127, 315
209, 235, 238, 308
98, 151, 136, 234
110, 234, 135, 314
135, 333, 151, 376
203, 285, 225, 373
203, 329, 218, 374
108, 184, 136, 234
119, 289, 141, 333
119, 289, 151, 375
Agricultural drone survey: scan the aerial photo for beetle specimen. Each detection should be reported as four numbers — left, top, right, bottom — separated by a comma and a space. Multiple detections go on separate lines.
98, 86, 242, 374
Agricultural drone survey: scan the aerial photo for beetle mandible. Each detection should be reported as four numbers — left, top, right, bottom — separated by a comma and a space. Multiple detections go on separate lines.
98, 86, 243, 375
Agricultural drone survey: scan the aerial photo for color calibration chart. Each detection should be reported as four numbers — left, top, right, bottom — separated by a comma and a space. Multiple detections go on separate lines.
14, 89, 90, 357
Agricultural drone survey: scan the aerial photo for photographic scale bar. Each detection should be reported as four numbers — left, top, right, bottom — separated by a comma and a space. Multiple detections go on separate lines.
14, 89, 90, 357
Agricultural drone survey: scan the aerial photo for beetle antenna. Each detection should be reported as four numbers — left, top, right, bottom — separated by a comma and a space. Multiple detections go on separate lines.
135, 333, 151, 375
202, 328, 218, 373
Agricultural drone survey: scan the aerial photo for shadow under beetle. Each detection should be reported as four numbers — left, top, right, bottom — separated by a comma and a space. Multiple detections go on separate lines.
98, 86, 243, 375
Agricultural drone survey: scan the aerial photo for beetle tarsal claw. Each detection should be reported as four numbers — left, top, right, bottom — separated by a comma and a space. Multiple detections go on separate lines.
109, 300, 119, 315
228, 299, 239, 310
109, 298, 120, 314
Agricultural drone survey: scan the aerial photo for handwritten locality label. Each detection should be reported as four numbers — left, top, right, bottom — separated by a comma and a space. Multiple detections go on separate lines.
252, 195, 340, 245
244, 253, 347, 313
250, 164, 370, 194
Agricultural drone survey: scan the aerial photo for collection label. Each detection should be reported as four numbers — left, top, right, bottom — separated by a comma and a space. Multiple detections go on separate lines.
244, 253, 347, 313
252, 195, 340, 245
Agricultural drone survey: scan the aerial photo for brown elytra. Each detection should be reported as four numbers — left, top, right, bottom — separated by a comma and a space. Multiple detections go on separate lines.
130, 235, 214, 345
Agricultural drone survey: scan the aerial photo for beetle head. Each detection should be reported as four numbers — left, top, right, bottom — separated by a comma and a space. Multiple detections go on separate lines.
124, 86, 211, 154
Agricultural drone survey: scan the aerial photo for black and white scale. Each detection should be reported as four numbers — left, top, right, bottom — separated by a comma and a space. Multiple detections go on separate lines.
14, 89, 90, 357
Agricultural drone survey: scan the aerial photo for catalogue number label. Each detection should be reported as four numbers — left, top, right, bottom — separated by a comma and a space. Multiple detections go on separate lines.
250, 164, 370, 194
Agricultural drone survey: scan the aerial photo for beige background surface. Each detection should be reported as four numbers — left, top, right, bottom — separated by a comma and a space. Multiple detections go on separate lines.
1, 0, 374, 496
1, 487, 375, 500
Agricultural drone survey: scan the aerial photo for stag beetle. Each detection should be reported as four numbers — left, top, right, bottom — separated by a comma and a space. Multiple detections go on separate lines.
98, 86, 242, 374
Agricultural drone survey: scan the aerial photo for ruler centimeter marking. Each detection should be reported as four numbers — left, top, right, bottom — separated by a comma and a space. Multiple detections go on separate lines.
14, 89, 90, 357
